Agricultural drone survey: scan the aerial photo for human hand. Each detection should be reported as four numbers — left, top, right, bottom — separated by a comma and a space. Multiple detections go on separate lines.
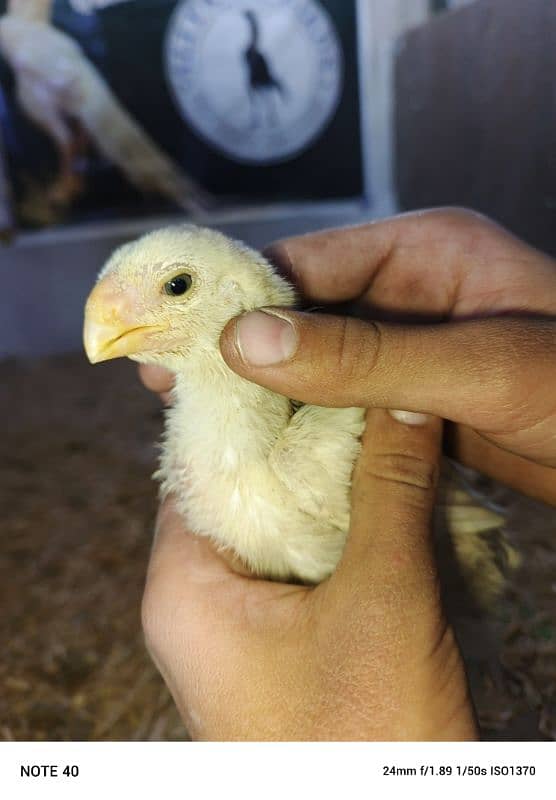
142, 408, 477, 741
141, 209, 555, 501
214, 209, 555, 503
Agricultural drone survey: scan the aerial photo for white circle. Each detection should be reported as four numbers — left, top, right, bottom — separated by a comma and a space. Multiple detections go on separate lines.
165, 0, 343, 164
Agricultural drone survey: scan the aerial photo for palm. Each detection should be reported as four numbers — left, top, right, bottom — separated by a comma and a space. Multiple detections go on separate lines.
147, 500, 310, 645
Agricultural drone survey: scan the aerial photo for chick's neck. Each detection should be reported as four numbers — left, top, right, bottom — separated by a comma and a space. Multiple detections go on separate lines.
172, 347, 293, 464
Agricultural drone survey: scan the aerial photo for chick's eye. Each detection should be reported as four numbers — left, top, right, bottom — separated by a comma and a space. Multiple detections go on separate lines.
164, 274, 192, 297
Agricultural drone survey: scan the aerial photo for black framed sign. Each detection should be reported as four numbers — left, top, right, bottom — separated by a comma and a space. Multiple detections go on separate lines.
0, 0, 367, 231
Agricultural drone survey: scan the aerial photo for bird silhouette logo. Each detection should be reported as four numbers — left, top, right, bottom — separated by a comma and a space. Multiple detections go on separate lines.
243, 10, 288, 129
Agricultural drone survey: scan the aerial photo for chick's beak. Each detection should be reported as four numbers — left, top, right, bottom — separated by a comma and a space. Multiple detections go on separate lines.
84, 277, 164, 364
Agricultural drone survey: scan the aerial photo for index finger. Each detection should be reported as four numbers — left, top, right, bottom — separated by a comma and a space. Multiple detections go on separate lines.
264, 207, 555, 316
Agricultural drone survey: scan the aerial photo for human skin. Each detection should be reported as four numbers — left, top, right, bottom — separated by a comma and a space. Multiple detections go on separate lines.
219, 208, 556, 494
140, 208, 555, 740
143, 209, 556, 496
143, 410, 477, 740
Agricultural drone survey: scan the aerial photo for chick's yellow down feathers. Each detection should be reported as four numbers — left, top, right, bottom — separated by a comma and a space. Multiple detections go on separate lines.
83, 225, 507, 589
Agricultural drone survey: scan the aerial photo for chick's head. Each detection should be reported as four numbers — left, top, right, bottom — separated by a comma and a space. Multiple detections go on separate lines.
83, 225, 296, 371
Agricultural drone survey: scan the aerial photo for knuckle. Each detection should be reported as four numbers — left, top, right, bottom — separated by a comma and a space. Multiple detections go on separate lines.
333, 317, 381, 388
479, 320, 556, 427
367, 451, 439, 493
492, 365, 526, 412
432, 206, 492, 229
452, 206, 489, 224
262, 241, 296, 282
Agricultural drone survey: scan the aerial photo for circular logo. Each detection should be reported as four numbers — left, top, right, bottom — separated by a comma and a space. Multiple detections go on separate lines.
165, 0, 343, 165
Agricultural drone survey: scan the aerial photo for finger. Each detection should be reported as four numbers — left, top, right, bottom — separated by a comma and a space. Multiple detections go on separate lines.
448, 424, 556, 505
263, 217, 396, 302
221, 310, 556, 460
324, 410, 478, 740
138, 363, 175, 395
264, 208, 556, 314
332, 409, 443, 596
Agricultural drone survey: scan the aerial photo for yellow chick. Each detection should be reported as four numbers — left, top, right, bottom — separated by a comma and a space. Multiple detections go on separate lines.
83, 225, 509, 591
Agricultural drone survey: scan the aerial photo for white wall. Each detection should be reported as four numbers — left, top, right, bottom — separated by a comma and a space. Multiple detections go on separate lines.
357, 0, 430, 216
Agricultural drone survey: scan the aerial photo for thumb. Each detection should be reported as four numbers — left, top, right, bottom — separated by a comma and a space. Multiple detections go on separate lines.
220, 309, 556, 462
334, 408, 443, 597
324, 410, 477, 741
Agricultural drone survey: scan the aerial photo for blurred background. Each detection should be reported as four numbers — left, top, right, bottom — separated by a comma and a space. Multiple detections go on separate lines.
1, 0, 555, 741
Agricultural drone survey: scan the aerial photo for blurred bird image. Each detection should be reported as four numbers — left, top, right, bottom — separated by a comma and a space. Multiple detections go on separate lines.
83, 225, 512, 598
0, 1, 208, 216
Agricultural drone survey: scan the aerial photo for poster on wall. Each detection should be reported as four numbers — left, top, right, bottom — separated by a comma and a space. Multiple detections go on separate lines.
0, 0, 364, 234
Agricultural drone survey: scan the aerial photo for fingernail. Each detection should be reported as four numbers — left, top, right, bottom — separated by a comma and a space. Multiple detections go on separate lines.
389, 409, 432, 426
235, 310, 298, 366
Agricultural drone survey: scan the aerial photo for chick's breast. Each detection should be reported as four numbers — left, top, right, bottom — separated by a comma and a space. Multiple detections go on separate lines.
157, 370, 365, 583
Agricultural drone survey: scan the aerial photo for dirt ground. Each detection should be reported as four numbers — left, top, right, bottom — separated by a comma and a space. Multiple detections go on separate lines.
1, 354, 554, 741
